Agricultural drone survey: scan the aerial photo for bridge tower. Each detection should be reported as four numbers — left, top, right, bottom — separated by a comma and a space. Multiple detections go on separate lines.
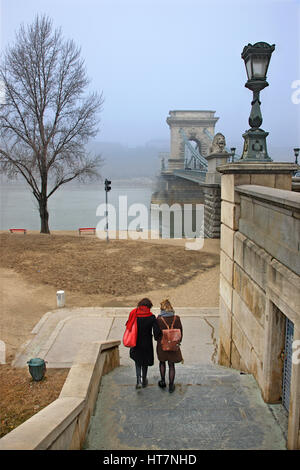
166, 110, 219, 172
151, 109, 227, 239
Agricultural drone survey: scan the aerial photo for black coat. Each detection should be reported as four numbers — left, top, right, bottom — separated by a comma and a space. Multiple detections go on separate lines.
130, 315, 161, 366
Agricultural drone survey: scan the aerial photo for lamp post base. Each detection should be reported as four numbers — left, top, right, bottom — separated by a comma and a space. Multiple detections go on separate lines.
239, 128, 272, 162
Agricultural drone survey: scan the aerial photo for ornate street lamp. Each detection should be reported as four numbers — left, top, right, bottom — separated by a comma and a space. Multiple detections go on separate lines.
294, 148, 300, 165
240, 42, 275, 161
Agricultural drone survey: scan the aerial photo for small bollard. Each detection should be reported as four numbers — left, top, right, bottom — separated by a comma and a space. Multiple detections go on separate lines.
56, 290, 65, 308
0, 340, 6, 364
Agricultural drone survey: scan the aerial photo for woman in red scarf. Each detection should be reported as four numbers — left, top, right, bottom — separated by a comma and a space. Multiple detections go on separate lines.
127, 298, 161, 389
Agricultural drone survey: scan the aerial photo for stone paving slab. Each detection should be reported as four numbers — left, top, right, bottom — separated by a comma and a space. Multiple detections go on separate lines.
84, 365, 287, 451
41, 317, 112, 365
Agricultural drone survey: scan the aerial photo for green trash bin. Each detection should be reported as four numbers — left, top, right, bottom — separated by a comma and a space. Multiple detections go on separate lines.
27, 358, 46, 381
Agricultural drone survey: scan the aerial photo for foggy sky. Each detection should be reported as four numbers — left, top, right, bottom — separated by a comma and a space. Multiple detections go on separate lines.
0, 0, 299, 159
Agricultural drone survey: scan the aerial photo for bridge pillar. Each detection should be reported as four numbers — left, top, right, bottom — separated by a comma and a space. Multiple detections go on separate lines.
203, 184, 221, 238
151, 173, 205, 206
202, 152, 230, 238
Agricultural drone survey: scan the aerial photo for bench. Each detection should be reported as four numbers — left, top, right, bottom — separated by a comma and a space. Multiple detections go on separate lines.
9, 229, 27, 234
78, 227, 96, 236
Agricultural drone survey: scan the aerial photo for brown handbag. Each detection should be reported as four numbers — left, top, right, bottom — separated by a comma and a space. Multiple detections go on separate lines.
160, 315, 182, 352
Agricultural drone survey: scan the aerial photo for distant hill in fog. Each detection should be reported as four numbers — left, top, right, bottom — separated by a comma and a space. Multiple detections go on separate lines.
0, 140, 295, 187
89, 141, 295, 179
88, 140, 169, 179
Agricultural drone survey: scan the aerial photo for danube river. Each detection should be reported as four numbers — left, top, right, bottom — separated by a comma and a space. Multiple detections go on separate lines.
0, 181, 153, 231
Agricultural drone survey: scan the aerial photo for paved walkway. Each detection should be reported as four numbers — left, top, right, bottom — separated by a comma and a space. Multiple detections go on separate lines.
13, 307, 219, 368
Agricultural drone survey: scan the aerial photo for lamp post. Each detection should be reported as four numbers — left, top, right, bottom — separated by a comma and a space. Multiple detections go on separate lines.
294, 148, 300, 165
240, 42, 275, 162
230, 147, 236, 163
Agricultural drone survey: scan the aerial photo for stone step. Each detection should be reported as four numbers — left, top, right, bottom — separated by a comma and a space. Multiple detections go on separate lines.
84, 364, 287, 450
104, 363, 247, 388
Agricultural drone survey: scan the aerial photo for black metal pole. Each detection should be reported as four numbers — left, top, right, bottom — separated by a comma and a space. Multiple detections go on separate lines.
105, 187, 109, 242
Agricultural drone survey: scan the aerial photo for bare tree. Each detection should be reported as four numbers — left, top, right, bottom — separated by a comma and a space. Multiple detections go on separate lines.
0, 15, 103, 233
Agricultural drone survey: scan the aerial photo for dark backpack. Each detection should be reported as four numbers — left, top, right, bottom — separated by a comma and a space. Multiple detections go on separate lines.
160, 315, 182, 352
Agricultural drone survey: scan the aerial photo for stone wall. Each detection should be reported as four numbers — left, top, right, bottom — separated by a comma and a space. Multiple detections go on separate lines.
218, 169, 300, 450
203, 185, 221, 238
151, 173, 205, 206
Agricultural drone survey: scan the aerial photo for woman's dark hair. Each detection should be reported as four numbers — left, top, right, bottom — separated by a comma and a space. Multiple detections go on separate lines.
137, 298, 153, 309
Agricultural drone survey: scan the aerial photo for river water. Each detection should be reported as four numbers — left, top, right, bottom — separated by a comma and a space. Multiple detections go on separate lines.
0, 181, 153, 231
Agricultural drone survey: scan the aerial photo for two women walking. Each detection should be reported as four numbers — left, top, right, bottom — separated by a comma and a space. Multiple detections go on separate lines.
126, 298, 183, 393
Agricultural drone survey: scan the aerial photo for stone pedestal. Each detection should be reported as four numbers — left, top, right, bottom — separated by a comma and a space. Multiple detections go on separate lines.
205, 152, 230, 184
241, 128, 271, 162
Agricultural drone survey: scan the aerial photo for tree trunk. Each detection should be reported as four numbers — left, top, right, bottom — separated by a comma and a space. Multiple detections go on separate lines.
39, 197, 50, 234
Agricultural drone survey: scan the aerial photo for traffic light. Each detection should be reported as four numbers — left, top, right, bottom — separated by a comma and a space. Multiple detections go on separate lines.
105, 179, 111, 192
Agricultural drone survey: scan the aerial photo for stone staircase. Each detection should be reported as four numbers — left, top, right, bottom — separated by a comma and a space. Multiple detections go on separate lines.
84, 363, 287, 450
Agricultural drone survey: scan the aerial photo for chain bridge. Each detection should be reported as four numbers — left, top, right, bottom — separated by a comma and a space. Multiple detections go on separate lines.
151, 110, 238, 238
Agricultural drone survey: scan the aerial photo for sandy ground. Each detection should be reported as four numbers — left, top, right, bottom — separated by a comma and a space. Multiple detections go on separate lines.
0, 366, 69, 438
0, 231, 220, 363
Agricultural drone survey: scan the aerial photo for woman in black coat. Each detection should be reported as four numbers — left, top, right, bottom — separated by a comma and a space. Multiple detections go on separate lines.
128, 298, 161, 389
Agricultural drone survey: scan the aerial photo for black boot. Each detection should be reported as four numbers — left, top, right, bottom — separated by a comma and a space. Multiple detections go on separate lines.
136, 375, 142, 389
159, 361, 166, 389
142, 377, 148, 388
158, 379, 166, 388
142, 365, 148, 388
135, 363, 142, 389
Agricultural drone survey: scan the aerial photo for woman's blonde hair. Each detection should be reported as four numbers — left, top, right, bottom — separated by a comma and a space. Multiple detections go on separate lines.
160, 299, 174, 312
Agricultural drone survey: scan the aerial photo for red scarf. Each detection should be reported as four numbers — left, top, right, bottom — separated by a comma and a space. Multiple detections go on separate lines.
126, 306, 153, 331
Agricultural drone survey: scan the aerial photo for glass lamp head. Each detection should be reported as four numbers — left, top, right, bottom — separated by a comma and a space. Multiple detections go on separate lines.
242, 42, 275, 81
